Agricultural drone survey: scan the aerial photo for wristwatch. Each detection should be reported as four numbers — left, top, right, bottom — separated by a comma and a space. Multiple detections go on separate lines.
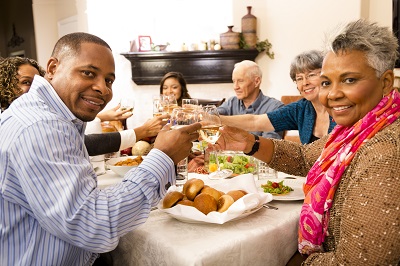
244, 134, 260, 156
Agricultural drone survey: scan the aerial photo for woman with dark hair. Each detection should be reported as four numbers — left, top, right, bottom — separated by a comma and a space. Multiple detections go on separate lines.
0, 57, 46, 111
159, 71, 191, 106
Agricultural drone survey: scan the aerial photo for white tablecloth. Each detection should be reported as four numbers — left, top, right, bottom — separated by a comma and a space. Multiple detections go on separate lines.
97, 172, 303, 266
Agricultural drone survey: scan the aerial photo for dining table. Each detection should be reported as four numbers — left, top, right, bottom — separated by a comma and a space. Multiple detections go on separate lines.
97, 170, 305, 266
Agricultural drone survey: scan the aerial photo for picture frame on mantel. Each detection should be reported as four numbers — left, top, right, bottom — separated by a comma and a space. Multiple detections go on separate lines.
138, 36, 152, 52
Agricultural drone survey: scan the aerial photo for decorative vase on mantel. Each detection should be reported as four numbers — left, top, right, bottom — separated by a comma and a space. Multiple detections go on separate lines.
241, 6, 257, 49
220, 26, 240, 50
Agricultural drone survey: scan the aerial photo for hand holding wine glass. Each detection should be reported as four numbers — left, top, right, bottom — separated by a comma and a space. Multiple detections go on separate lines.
198, 105, 233, 179
120, 98, 135, 113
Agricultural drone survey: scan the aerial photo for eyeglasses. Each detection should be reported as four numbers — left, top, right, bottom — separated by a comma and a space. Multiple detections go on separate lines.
294, 71, 321, 85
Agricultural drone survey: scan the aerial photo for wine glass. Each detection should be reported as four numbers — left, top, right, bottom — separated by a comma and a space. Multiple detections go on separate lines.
170, 107, 199, 129
161, 94, 178, 114
119, 97, 135, 129
120, 97, 135, 112
182, 98, 199, 111
153, 95, 165, 117
198, 105, 233, 179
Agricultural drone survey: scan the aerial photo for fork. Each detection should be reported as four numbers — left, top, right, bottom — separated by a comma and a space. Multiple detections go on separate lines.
262, 204, 279, 210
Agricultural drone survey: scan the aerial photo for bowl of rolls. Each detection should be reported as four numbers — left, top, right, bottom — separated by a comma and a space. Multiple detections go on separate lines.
158, 174, 272, 224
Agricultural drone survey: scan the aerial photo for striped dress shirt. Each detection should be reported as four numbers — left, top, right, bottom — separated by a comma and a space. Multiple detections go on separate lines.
0, 75, 175, 265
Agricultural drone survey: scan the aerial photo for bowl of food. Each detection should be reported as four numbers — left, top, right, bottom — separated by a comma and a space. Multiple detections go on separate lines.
106, 155, 144, 176
207, 151, 257, 177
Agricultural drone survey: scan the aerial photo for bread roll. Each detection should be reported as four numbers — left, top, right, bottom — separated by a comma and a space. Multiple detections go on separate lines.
200, 186, 221, 202
108, 120, 124, 131
239, 190, 248, 195
184, 178, 204, 201
132, 140, 151, 156
227, 190, 246, 202
163, 191, 184, 208
217, 194, 235, 212
193, 193, 217, 215
177, 199, 194, 207
182, 179, 194, 197
101, 123, 118, 133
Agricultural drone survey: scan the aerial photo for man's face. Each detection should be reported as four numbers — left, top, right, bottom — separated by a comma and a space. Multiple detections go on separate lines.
232, 65, 259, 101
47, 42, 115, 122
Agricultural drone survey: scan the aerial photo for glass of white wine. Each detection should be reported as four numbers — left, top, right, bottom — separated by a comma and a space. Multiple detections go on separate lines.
120, 97, 135, 112
153, 96, 164, 117
161, 94, 178, 115
119, 97, 135, 129
198, 105, 233, 179
182, 98, 199, 112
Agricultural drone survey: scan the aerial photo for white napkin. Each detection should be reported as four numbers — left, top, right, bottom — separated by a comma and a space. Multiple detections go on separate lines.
158, 174, 273, 224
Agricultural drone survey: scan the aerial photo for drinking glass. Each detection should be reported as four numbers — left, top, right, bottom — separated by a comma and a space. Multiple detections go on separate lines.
170, 107, 198, 186
257, 159, 278, 179
198, 105, 233, 179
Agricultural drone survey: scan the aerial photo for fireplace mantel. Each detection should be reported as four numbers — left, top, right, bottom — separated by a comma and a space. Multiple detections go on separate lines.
121, 49, 259, 85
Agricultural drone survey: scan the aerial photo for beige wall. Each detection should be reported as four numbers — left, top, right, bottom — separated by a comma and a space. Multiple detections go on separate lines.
0, 0, 37, 59
32, 0, 78, 65
30, 0, 392, 128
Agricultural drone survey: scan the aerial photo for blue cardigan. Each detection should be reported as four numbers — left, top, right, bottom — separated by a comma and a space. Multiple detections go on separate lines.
268, 98, 336, 144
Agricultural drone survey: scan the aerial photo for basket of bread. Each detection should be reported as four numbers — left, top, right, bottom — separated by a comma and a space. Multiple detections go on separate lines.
158, 174, 272, 224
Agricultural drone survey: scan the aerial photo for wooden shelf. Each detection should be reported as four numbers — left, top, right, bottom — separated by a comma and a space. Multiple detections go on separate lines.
121, 49, 259, 85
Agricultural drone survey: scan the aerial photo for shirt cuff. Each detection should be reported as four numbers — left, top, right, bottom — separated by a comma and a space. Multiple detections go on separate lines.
119, 129, 137, 150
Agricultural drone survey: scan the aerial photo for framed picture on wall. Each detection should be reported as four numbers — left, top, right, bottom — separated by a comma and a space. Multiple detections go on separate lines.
9, 50, 25, 57
138, 36, 152, 52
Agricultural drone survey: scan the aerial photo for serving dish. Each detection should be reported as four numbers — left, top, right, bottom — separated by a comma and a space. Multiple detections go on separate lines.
207, 151, 257, 177
106, 156, 144, 176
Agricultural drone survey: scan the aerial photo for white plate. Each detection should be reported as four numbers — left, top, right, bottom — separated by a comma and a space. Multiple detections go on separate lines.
257, 179, 305, 201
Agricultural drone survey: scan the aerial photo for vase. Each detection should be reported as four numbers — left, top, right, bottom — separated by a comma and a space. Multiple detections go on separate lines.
220, 26, 240, 50
241, 6, 257, 49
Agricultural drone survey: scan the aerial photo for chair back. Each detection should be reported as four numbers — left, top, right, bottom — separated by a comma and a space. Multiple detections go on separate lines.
197, 98, 226, 107
281, 95, 303, 105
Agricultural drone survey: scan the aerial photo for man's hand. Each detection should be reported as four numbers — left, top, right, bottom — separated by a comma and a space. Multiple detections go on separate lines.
154, 122, 201, 164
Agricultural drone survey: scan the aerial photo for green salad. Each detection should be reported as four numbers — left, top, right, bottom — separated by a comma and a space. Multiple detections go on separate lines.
209, 153, 257, 175
261, 180, 294, 195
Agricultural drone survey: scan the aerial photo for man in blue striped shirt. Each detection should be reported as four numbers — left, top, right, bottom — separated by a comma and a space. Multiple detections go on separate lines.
0, 32, 200, 265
